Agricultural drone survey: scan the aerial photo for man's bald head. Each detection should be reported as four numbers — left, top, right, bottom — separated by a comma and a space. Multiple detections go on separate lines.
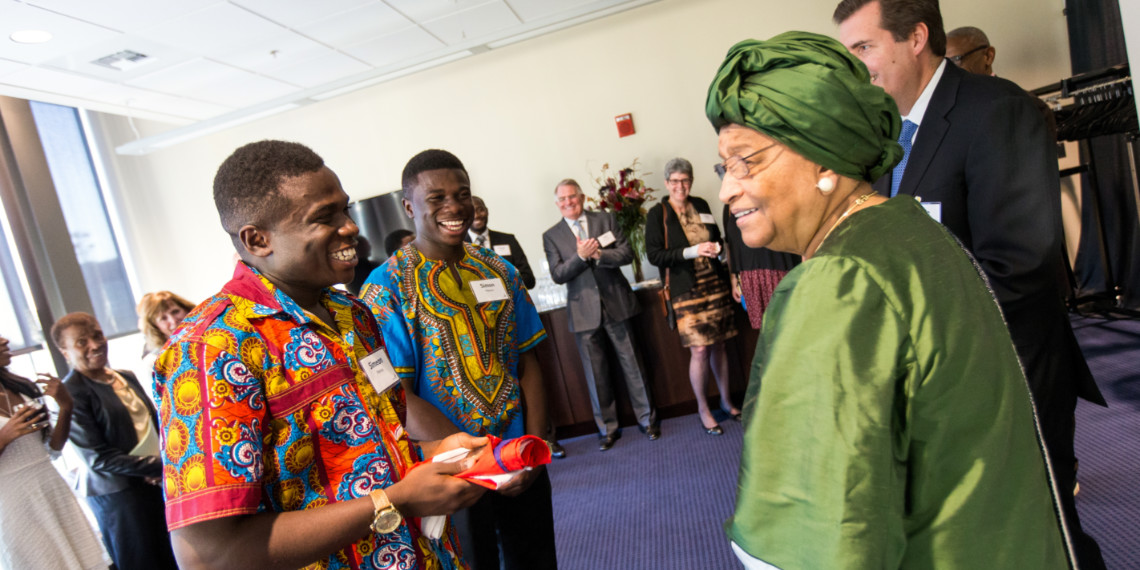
946, 26, 995, 76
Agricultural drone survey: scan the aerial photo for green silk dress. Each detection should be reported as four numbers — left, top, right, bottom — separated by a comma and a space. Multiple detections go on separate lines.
728, 197, 1070, 568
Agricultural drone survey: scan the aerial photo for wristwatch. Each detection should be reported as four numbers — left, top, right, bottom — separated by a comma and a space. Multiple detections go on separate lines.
369, 488, 403, 534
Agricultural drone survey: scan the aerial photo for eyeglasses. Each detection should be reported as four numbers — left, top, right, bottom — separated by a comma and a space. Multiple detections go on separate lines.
714, 143, 779, 180
665, 177, 692, 186
948, 45, 988, 65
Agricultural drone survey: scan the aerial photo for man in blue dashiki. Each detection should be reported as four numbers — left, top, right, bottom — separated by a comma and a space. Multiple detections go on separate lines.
360, 149, 556, 570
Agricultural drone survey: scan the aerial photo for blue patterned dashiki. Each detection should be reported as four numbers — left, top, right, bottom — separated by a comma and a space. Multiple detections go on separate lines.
360, 243, 545, 439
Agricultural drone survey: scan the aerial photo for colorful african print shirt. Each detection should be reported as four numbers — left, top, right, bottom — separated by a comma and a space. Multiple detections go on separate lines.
359, 244, 545, 439
154, 263, 466, 570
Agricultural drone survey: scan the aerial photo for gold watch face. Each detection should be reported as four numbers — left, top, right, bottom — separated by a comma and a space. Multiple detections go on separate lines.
371, 507, 402, 534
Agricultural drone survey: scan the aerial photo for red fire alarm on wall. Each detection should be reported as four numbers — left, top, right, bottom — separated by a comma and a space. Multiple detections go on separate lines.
615, 113, 635, 138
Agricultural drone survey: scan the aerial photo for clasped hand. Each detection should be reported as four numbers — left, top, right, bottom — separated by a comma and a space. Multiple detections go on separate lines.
0, 402, 48, 446
576, 237, 601, 260
388, 432, 489, 518
696, 241, 721, 258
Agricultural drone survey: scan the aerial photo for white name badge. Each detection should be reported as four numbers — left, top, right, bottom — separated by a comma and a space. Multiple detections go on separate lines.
699, 213, 716, 224
360, 348, 400, 394
596, 231, 616, 247
921, 202, 942, 222
471, 278, 510, 303
493, 244, 512, 256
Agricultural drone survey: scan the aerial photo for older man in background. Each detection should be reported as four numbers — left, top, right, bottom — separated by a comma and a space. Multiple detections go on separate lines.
542, 179, 658, 451
945, 26, 995, 75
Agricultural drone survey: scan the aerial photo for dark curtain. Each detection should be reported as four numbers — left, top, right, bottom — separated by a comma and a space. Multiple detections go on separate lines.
1064, 0, 1140, 310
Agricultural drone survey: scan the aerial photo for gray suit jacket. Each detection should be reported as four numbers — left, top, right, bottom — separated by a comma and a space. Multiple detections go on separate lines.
542, 210, 640, 333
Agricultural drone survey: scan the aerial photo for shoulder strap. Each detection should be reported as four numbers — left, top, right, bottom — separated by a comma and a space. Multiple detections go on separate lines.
662, 204, 671, 296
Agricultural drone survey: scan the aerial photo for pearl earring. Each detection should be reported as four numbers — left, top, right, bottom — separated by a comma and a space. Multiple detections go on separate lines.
817, 177, 835, 193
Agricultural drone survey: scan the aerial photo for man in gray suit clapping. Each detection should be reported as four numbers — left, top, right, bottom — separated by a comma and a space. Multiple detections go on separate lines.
542, 179, 659, 451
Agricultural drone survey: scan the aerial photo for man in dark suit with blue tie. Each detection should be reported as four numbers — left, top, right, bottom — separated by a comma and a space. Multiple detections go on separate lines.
835, 1, 1106, 567
542, 179, 658, 451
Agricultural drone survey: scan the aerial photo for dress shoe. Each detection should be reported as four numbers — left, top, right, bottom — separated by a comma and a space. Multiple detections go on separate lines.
549, 441, 566, 459
721, 404, 742, 422
638, 423, 661, 440
598, 431, 621, 451
701, 420, 724, 436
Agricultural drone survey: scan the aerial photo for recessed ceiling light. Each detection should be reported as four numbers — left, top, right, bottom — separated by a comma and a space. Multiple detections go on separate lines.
10, 30, 53, 44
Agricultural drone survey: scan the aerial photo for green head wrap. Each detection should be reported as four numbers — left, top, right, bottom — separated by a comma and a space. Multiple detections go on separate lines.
705, 31, 903, 182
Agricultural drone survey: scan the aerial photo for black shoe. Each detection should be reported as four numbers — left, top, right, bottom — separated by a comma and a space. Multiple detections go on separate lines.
721, 404, 742, 422
702, 420, 724, 436
639, 423, 661, 440
599, 431, 621, 451
549, 441, 566, 459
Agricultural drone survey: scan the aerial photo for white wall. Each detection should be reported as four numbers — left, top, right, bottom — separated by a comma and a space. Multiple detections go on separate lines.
91, 0, 1073, 302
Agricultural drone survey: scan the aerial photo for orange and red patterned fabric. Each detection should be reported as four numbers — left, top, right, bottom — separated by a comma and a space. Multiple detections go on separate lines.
154, 263, 465, 570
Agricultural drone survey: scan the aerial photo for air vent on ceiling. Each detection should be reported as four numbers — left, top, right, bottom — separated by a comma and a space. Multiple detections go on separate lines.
91, 50, 153, 72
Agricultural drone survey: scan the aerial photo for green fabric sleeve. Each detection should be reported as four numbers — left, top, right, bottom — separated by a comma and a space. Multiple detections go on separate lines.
729, 255, 910, 568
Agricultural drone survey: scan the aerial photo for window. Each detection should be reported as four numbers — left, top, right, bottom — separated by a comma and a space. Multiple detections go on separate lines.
29, 101, 137, 337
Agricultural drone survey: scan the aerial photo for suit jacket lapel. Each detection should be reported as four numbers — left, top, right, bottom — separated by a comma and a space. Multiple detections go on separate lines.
899, 61, 958, 197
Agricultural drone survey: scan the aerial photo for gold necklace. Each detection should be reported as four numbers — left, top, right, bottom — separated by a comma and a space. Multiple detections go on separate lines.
817, 192, 877, 249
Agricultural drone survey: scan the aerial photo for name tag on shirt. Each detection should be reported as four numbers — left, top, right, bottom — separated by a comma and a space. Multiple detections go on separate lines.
699, 213, 716, 225
471, 278, 510, 303
493, 244, 512, 256
921, 202, 942, 222
596, 231, 616, 247
360, 348, 400, 394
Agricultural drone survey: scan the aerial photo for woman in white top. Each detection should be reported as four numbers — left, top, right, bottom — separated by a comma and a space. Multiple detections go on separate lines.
0, 333, 107, 569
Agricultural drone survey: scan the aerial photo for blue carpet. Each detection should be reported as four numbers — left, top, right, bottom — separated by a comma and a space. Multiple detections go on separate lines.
548, 317, 1139, 569
548, 414, 744, 570
1071, 316, 1140, 570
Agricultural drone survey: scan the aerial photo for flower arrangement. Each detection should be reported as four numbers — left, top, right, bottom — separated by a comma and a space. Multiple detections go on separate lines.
586, 159, 657, 281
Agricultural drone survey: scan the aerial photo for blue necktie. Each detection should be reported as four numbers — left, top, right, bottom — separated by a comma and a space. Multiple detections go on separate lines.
891, 119, 919, 197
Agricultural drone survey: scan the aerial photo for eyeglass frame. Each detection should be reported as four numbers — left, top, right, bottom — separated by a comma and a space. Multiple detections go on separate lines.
714, 142, 780, 180
948, 44, 989, 65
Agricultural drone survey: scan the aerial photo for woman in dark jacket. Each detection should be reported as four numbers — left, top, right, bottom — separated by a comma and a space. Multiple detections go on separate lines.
51, 312, 178, 570
645, 158, 741, 435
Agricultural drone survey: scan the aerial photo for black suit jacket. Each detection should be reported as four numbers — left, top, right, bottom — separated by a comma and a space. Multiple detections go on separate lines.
542, 210, 640, 333
878, 61, 1103, 408
465, 229, 536, 289
644, 196, 728, 297
65, 368, 163, 496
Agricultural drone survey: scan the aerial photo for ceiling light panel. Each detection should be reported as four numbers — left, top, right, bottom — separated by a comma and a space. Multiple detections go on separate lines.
419, 2, 521, 45
0, 58, 26, 79
125, 58, 296, 108
231, 0, 380, 29
383, 0, 498, 23
342, 27, 443, 67
506, 0, 597, 22
263, 51, 371, 87
132, 3, 290, 59
0, 2, 120, 64
21, 0, 218, 33
220, 32, 333, 74
42, 35, 194, 82
296, 2, 412, 48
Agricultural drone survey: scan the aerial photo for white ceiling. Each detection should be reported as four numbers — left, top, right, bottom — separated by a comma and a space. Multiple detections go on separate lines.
0, 0, 659, 129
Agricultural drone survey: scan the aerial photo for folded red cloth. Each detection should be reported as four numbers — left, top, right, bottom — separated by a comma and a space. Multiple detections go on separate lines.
453, 435, 551, 489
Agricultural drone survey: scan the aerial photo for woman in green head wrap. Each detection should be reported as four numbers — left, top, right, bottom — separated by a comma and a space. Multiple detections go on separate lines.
710, 32, 1069, 569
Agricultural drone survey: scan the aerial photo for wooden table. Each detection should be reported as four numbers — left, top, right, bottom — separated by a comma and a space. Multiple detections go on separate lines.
533, 285, 758, 438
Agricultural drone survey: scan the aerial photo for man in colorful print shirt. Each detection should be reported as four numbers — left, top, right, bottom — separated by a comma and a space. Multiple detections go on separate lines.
360, 149, 556, 569
154, 140, 486, 569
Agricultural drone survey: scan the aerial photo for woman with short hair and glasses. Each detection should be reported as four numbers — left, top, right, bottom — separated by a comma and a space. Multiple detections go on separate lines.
645, 157, 741, 436
708, 32, 1069, 567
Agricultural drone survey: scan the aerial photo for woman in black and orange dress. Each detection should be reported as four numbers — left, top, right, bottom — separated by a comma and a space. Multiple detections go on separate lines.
646, 157, 741, 435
